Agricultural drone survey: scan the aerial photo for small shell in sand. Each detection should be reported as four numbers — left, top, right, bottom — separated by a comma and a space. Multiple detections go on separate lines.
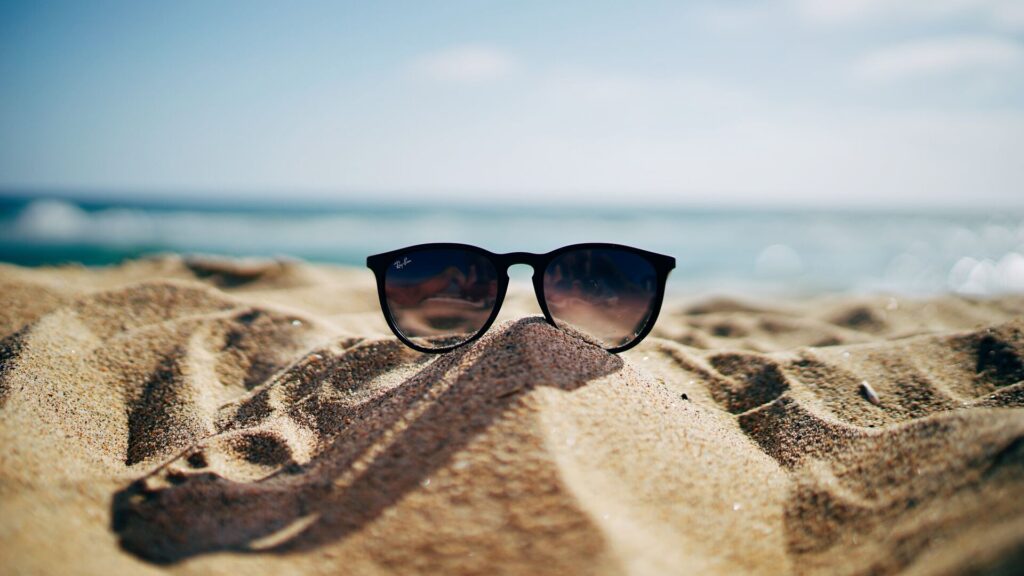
859, 380, 881, 405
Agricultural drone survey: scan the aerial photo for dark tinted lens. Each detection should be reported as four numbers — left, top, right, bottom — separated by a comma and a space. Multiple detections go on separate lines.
543, 248, 659, 348
384, 249, 499, 349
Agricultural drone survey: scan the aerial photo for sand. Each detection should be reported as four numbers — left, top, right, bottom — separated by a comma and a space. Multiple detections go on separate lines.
1, 255, 1023, 575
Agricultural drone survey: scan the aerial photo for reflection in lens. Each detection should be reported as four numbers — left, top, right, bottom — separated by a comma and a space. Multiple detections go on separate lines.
385, 249, 498, 349
543, 248, 658, 348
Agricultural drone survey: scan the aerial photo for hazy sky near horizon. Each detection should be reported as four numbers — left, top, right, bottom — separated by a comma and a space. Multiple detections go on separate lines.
1, 1, 1023, 207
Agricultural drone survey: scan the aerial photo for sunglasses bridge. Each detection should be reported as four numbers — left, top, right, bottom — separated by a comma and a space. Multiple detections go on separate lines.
496, 252, 551, 269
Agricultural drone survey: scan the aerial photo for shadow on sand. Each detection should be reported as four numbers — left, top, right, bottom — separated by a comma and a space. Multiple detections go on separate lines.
112, 317, 622, 563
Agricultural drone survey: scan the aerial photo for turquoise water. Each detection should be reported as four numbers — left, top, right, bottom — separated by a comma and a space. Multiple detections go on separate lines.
2, 194, 1023, 296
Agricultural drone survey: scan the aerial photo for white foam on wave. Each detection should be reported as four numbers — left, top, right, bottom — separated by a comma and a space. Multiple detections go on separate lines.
949, 253, 1024, 295
755, 244, 803, 278
11, 200, 93, 241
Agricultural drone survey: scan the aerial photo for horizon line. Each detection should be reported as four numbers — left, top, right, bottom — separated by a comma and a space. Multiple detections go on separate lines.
1, 186, 1023, 216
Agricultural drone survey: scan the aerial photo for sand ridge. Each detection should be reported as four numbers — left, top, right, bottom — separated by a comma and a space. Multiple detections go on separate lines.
1, 255, 1023, 575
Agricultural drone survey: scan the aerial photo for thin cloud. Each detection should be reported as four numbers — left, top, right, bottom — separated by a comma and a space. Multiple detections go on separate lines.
793, 0, 892, 24
992, 1, 1024, 30
793, 0, 1024, 30
411, 45, 517, 84
852, 35, 1024, 82
696, 3, 773, 34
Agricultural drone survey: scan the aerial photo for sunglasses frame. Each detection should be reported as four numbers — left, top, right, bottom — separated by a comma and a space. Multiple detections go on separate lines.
367, 243, 676, 354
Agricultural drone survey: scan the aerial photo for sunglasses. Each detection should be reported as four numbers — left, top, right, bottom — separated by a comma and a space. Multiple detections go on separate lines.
367, 243, 676, 353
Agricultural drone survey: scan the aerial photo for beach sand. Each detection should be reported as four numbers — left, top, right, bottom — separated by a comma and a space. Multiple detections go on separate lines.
1, 255, 1023, 575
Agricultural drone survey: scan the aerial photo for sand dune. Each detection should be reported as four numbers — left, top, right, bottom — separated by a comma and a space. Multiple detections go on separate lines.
1, 256, 1023, 575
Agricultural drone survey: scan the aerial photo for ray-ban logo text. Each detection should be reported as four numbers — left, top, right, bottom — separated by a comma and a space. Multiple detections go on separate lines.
393, 257, 412, 269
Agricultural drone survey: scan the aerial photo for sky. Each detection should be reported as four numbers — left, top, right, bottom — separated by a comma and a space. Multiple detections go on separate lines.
1, 0, 1023, 208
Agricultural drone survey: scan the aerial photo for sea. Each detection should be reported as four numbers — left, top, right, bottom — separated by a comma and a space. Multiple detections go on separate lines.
2, 193, 1023, 297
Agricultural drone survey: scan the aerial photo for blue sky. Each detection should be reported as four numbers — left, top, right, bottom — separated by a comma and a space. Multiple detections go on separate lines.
1, 0, 1022, 207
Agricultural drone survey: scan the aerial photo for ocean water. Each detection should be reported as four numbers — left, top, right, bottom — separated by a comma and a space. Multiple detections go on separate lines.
1, 195, 1023, 296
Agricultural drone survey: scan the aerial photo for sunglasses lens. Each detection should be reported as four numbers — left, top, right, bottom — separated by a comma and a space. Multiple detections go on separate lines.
543, 248, 660, 349
384, 248, 499, 349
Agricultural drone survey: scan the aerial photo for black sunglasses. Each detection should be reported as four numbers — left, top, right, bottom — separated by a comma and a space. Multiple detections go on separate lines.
367, 243, 676, 354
